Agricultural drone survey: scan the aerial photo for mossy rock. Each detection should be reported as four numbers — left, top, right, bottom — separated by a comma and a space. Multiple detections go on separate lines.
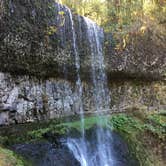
0, 146, 31, 166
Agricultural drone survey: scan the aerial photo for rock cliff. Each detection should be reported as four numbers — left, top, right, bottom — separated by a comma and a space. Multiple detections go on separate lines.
0, 0, 165, 125
1, 0, 165, 80
0, 72, 165, 125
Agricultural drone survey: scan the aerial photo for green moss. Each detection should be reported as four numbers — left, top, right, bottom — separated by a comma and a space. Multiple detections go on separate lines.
109, 114, 152, 166
56, 116, 108, 130
109, 112, 166, 166
26, 116, 108, 142
147, 113, 166, 128
0, 147, 31, 166
0, 112, 165, 166
145, 112, 166, 140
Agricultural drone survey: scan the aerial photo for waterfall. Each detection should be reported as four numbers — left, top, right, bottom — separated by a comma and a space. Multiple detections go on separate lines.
66, 15, 114, 166
55, 3, 88, 163
55, 3, 85, 121
55, 3, 113, 166
66, 8, 90, 163
83, 17, 110, 113
67, 7, 85, 137
83, 17, 113, 166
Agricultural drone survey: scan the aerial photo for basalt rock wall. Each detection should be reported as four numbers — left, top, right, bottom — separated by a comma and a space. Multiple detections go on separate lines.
0, 72, 165, 125
0, 0, 165, 125
1, 0, 165, 80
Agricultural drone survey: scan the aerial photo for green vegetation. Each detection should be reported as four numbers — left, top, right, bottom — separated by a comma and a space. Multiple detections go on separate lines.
1, 111, 166, 165
0, 111, 165, 165
110, 113, 166, 166
110, 112, 166, 140
58, 0, 166, 30
58, 0, 166, 49
21, 116, 108, 142
23, 110, 166, 166
0, 147, 30, 166
110, 114, 151, 165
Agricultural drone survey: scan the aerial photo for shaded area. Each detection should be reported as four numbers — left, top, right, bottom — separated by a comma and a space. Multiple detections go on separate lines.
12, 142, 79, 166
11, 127, 138, 166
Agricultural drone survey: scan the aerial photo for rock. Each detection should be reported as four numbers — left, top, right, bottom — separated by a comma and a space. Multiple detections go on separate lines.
0, 1, 165, 125
12, 142, 80, 166
0, 112, 9, 125
105, 32, 166, 81
0, 72, 165, 125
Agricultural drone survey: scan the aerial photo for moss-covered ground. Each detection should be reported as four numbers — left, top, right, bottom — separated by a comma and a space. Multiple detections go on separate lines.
0, 146, 31, 166
0, 110, 165, 166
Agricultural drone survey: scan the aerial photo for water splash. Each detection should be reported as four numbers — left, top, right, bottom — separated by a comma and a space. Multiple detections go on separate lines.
67, 127, 115, 166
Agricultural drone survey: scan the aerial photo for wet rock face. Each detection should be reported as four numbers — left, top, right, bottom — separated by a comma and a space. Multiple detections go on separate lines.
0, 0, 107, 81
12, 143, 80, 166
0, 72, 106, 125
0, 1, 86, 79
0, 0, 77, 79
110, 81, 166, 112
1, 0, 165, 81
0, 72, 99, 125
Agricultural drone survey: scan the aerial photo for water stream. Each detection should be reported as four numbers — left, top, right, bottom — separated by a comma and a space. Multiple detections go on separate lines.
64, 7, 114, 166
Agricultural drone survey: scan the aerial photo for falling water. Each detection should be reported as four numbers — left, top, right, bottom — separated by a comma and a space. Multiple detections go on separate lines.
55, 4, 85, 137
55, 2, 114, 166
84, 17, 113, 166
67, 8, 85, 137
65, 14, 114, 166
55, 3, 89, 163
